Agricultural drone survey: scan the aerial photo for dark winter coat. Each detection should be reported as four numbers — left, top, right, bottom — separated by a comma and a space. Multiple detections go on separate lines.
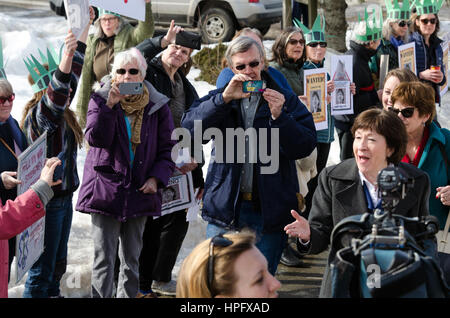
76, 79, 176, 221
136, 35, 204, 189
181, 70, 317, 234
334, 41, 381, 131
409, 32, 446, 104
0, 117, 28, 204
297, 159, 430, 297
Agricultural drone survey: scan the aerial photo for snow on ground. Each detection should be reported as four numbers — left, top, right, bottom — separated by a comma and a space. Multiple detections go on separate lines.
2, 4, 450, 297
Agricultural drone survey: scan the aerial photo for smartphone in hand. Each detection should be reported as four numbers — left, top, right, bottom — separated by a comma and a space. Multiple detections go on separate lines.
119, 82, 144, 95
242, 80, 266, 93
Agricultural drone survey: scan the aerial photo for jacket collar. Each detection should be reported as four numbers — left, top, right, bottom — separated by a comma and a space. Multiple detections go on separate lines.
329, 159, 421, 217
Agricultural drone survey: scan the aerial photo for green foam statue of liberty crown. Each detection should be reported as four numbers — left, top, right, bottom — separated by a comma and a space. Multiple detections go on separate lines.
385, 0, 411, 20
24, 46, 60, 93
355, 7, 383, 42
411, 0, 444, 15
293, 14, 326, 45
0, 37, 6, 79
97, 8, 121, 19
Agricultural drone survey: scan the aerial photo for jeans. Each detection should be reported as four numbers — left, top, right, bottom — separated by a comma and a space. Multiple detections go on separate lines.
23, 194, 73, 298
206, 201, 287, 275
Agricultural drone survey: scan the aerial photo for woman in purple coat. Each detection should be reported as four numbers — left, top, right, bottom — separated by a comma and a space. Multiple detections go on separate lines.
76, 47, 176, 298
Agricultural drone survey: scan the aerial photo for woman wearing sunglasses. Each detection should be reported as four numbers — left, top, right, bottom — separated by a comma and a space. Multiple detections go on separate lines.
76, 47, 176, 298
390, 81, 450, 285
0, 79, 29, 282
176, 231, 281, 298
409, 4, 446, 106
369, 0, 411, 83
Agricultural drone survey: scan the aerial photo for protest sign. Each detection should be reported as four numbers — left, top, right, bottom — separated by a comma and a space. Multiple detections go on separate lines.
89, 0, 146, 21
440, 41, 448, 97
304, 68, 328, 131
15, 132, 47, 283
398, 42, 416, 74
64, 0, 90, 39
331, 54, 353, 116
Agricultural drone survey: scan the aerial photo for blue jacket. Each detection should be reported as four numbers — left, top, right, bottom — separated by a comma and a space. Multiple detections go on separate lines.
418, 122, 450, 230
181, 71, 316, 233
409, 32, 446, 103
303, 60, 335, 144
216, 66, 293, 92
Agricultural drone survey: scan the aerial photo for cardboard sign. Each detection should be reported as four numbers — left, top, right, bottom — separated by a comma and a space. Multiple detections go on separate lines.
15, 132, 47, 283
89, 0, 146, 21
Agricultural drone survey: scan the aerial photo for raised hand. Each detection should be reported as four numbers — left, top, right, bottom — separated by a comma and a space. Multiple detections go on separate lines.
40, 157, 62, 187
284, 210, 311, 242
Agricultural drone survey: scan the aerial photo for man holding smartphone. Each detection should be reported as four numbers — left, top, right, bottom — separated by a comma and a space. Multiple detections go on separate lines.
181, 36, 316, 275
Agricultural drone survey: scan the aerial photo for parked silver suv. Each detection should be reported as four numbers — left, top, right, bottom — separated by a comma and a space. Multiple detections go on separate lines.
152, 0, 282, 43
49, 0, 282, 43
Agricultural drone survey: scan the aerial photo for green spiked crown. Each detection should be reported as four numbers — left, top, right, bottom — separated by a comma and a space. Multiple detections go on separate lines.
412, 0, 444, 15
355, 7, 383, 42
385, 0, 411, 20
293, 14, 326, 45
97, 8, 121, 19
24, 46, 60, 93
0, 38, 6, 79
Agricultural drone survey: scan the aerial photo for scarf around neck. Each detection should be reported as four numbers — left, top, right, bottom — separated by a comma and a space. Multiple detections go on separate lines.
120, 84, 149, 152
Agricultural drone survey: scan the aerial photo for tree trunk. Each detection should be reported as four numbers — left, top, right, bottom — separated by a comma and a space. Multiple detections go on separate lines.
322, 0, 348, 53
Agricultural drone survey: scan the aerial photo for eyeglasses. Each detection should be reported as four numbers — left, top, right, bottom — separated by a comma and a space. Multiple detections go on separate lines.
420, 18, 436, 25
116, 68, 139, 75
308, 42, 327, 48
388, 106, 415, 118
234, 61, 260, 71
288, 39, 305, 46
398, 20, 411, 27
207, 233, 233, 295
0, 93, 15, 104
100, 17, 118, 23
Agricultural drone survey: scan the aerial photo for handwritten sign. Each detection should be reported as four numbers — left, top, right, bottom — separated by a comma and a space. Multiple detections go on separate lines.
398, 42, 416, 75
64, 0, 91, 40
89, 0, 146, 21
15, 132, 47, 283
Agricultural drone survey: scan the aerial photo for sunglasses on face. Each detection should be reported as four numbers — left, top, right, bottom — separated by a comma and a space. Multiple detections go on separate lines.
420, 18, 436, 25
116, 68, 139, 75
207, 234, 233, 295
308, 42, 327, 48
234, 61, 260, 71
288, 38, 305, 46
398, 20, 411, 27
388, 106, 415, 118
0, 93, 15, 104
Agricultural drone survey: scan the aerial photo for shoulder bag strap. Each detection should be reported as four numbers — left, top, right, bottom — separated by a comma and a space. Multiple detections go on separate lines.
0, 137, 18, 160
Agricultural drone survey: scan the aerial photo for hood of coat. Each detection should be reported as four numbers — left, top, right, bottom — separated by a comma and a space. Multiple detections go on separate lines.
93, 75, 170, 115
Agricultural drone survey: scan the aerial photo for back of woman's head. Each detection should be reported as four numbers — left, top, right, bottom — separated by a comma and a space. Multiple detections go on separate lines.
176, 231, 256, 298
352, 108, 407, 164
390, 81, 436, 124
270, 26, 305, 66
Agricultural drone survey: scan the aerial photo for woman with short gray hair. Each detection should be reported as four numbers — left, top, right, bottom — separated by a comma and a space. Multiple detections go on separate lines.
76, 47, 176, 298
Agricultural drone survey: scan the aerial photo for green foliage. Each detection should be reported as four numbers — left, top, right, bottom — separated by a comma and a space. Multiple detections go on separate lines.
192, 44, 228, 85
